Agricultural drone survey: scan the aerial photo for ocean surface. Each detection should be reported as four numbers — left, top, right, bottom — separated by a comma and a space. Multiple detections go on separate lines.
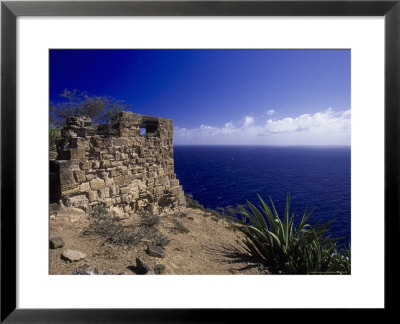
173, 146, 351, 245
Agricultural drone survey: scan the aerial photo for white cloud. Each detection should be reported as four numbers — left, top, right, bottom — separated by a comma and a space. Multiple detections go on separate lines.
264, 108, 350, 134
267, 109, 275, 116
174, 108, 351, 145
243, 116, 254, 128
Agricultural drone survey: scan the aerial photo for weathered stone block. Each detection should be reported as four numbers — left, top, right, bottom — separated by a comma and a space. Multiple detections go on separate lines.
147, 178, 155, 187
69, 148, 86, 160
90, 178, 105, 190
58, 160, 81, 172
121, 194, 131, 204
79, 182, 90, 192
146, 203, 159, 215
60, 171, 75, 185
111, 161, 123, 167
60, 183, 80, 196
65, 194, 88, 208
101, 160, 111, 168
87, 190, 99, 202
99, 171, 109, 180
92, 161, 100, 169
109, 185, 119, 196
114, 175, 128, 187
119, 186, 131, 194
86, 174, 97, 181
98, 187, 110, 199
104, 198, 116, 207
105, 177, 114, 187
80, 161, 91, 170
103, 154, 114, 160
74, 170, 86, 183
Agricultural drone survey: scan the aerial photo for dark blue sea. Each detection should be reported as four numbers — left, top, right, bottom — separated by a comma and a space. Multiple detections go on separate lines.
173, 146, 351, 246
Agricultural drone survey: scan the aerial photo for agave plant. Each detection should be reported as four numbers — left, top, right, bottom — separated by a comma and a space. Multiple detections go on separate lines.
231, 194, 351, 274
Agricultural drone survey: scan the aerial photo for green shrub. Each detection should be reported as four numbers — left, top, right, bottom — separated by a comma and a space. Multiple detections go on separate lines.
83, 204, 139, 246
231, 194, 351, 274
176, 212, 187, 218
153, 264, 166, 274
152, 233, 171, 249
211, 216, 219, 223
185, 194, 206, 211
205, 208, 220, 218
172, 219, 190, 233
138, 210, 160, 227
145, 131, 159, 139
139, 224, 170, 248
216, 205, 244, 219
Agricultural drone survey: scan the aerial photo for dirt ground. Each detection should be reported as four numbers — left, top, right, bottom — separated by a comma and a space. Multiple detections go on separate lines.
49, 207, 269, 275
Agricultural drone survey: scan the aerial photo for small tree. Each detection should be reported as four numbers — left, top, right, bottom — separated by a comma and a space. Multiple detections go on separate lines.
49, 89, 130, 128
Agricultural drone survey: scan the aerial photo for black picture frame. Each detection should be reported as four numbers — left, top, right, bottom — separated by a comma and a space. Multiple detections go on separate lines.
1, 0, 399, 322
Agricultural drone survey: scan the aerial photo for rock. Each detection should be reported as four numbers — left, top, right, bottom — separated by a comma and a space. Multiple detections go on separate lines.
74, 170, 86, 183
49, 237, 64, 249
79, 182, 90, 192
60, 183, 80, 196
59, 171, 76, 185
92, 161, 101, 169
61, 250, 86, 262
98, 187, 110, 199
87, 190, 99, 202
135, 257, 153, 274
146, 244, 165, 258
90, 178, 105, 190
73, 263, 98, 275
146, 203, 159, 215
109, 206, 123, 218
56, 207, 86, 222
64, 194, 89, 208
86, 174, 97, 181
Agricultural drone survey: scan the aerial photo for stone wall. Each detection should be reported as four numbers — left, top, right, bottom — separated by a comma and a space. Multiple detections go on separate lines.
50, 111, 186, 215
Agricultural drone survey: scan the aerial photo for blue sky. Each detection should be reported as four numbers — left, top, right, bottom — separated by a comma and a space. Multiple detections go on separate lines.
50, 49, 350, 145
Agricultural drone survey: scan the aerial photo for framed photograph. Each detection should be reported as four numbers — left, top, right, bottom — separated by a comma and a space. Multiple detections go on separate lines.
1, 0, 398, 321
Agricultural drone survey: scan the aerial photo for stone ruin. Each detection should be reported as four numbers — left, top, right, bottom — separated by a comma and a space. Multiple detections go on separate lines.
49, 111, 186, 216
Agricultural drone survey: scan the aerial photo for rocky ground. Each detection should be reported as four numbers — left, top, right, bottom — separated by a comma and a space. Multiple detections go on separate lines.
49, 207, 269, 275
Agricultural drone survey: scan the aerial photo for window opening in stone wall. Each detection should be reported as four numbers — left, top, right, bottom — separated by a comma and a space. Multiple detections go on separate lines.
139, 120, 159, 139
139, 128, 147, 137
